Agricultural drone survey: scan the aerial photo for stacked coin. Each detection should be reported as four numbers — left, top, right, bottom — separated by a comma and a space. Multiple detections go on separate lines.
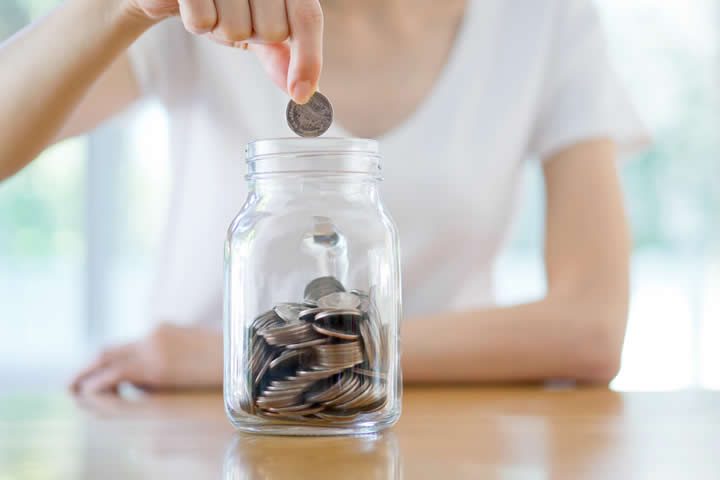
245, 276, 387, 422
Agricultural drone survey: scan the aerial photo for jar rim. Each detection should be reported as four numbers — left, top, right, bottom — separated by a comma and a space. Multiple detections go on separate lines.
245, 138, 382, 180
246, 137, 379, 161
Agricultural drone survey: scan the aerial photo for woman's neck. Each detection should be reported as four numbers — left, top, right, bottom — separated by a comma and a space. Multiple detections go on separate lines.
322, 0, 466, 42
318, 0, 468, 138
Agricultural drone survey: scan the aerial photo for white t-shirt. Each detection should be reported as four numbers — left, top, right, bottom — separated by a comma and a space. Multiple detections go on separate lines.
129, 0, 646, 325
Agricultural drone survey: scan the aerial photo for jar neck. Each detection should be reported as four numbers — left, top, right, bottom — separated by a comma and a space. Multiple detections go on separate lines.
245, 138, 383, 202
249, 174, 380, 200
246, 138, 381, 178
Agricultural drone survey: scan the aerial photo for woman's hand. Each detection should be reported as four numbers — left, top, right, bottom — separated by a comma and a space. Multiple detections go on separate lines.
70, 324, 223, 394
125, 0, 323, 104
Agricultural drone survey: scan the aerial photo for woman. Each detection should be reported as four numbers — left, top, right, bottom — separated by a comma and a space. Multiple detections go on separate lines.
0, 0, 646, 393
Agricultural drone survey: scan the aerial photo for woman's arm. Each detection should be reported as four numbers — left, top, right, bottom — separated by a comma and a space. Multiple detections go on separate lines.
402, 138, 630, 384
53, 53, 140, 143
0, 0, 324, 182
0, 0, 152, 181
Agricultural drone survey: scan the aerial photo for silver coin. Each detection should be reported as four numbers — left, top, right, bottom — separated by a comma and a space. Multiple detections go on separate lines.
265, 403, 315, 414
314, 309, 363, 322
265, 385, 306, 395
297, 307, 326, 322
256, 394, 301, 409
321, 379, 366, 407
333, 379, 373, 409
353, 367, 387, 380
357, 296, 370, 312
314, 342, 362, 353
259, 322, 319, 346
317, 292, 362, 310
257, 410, 296, 419
268, 349, 302, 370
286, 91, 333, 137
314, 343, 364, 369
288, 405, 326, 416
312, 323, 360, 340
292, 367, 345, 380
251, 310, 283, 332
238, 392, 254, 415
286, 338, 328, 349
318, 376, 361, 406
311, 216, 340, 246
273, 303, 306, 323
305, 374, 353, 403
253, 358, 272, 387
270, 378, 315, 389
261, 387, 306, 397
359, 319, 377, 368
314, 412, 361, 422
304, 276, 345, 302
361, 397, 387, 414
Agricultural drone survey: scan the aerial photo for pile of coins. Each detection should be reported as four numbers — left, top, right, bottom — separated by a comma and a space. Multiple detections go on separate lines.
286, 92, 333, 137
244, 276, 387, 421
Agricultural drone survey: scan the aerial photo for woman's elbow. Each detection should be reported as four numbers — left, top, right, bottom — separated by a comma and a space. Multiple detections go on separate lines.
577, 335, 623, 384
578, 309, 627, 383
559, 289, 629, 384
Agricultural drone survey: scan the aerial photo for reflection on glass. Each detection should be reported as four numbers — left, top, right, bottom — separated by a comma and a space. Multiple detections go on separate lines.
223, 431, 400, 479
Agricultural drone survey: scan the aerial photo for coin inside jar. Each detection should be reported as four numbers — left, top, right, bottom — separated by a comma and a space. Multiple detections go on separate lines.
303, 276, 345, 303
273, 303, 306, 323
286, 91, 333, 137
316, 291, 362, 310
246, 276, 387, 421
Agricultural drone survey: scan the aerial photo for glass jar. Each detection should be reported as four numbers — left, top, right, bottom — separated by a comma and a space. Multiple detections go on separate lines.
224, 138, 402, 435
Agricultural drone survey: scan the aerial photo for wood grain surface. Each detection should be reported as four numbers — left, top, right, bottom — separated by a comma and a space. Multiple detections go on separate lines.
2, 386, 718, 479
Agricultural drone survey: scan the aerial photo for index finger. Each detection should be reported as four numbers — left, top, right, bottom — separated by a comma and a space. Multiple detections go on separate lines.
285, 0, 323, 104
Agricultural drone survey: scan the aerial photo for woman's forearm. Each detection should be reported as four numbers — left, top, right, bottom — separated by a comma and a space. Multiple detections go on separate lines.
0, 0, 153, 180
401, 293, 627, 384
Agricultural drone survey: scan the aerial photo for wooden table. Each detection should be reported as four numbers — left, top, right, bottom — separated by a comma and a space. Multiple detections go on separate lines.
2, 387, 719, 479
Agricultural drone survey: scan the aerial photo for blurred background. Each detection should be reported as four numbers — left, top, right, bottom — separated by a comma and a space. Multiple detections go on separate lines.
0, 0, 718, 391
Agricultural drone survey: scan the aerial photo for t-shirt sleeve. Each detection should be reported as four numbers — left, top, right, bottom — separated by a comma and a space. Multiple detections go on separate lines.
127, 18, 194, 105
528, 0, 650, 162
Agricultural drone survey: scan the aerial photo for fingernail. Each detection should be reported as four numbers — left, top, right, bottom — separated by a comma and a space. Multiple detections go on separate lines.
292, 81, 314, 104
186, 25, 211, 36
208, 32, 232, 47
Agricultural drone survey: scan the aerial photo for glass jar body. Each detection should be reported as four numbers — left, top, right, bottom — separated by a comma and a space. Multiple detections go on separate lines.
224, 140, 402, 435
